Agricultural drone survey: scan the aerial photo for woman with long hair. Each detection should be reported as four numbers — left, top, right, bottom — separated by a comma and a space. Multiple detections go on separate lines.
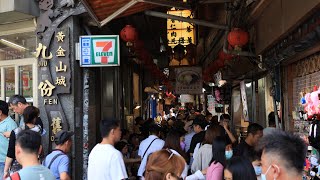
3, 106, 42, 178
191, 124, 225, 173
206, 136, 227, 180
163, 130, 188, 179
224, 156, 257, 180
145, 149, 185, 180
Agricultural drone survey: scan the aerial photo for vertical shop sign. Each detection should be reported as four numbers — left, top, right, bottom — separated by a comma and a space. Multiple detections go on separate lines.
37, 27, 72, 141
167, 8, 195, 47
240, 81, 250, 122
54, 28, 71, 94
79, 35, 120, 67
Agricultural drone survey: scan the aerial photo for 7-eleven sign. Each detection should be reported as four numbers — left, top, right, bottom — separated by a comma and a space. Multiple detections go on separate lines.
80, 35, 120, 67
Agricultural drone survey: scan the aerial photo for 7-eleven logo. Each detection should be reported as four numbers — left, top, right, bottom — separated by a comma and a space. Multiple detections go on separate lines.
95, 41, 113, 64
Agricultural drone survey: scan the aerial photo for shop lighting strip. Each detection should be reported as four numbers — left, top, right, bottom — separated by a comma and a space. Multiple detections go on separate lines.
0, 39, 28, 51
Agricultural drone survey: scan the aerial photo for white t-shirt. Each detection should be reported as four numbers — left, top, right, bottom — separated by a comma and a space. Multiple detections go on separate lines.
88, 144, 128, 180
137, 135, 165, 176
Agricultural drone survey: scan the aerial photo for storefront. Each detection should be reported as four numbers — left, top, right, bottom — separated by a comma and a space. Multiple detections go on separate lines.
0, 1, 39, 120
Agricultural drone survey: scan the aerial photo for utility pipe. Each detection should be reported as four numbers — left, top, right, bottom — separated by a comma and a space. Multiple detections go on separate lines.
145, 10, 228, 30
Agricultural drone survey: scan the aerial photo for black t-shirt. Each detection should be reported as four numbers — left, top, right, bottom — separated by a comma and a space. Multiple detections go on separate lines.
188, 131, 206, 154
7, 130, 16, 159
35, 117, 44, 130
225, 127, 238, 146
234, 140, 254, 158
7, 125, 42, 159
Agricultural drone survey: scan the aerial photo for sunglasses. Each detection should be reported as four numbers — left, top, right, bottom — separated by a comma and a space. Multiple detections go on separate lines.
165, 149, 183, 180
166, 148, 174, 160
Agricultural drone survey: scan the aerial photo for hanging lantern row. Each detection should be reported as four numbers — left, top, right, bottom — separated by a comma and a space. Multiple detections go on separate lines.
227, 28, 249, 51
120, 25, 173, 90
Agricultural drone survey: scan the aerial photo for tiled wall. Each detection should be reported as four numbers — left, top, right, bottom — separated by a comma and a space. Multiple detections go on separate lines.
292, 72, 320, 110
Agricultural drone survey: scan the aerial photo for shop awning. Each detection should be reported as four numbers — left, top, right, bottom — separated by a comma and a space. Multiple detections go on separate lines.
80, 0, 191, 27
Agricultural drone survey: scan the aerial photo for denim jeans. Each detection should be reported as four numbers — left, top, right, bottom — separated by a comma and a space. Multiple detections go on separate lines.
0, 162, 4, 179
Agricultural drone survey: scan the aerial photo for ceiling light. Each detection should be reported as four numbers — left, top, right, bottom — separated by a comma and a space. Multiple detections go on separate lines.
246, 83, 252, 87
0, 39, 28, 51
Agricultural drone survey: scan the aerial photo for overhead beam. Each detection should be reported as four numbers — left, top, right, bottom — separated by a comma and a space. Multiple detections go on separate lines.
199, 0, 232, 3
100, 0, 138, 27
145, 10, 228, 30
281, 42, 320, 66
137, 0, 191, 9
248, 0, 273, 24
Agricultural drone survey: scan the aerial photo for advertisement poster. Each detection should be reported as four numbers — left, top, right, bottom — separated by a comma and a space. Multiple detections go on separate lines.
240, 81, 250, 122
207, 95, 215, 115
175, 66, 202, 94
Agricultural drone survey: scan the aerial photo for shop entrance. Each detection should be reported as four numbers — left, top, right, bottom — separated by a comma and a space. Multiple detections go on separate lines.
0, 30, 38, 119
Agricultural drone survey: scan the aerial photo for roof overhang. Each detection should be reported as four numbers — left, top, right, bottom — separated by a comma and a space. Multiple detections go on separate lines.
80, 0, 191, 27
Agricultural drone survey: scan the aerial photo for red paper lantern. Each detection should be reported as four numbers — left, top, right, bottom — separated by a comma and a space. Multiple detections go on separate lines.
218, 50, 233, 61
227, 28, 249, 49
120, 25, 137, 42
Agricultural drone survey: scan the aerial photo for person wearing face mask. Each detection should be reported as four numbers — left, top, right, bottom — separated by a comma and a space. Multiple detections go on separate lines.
225, 144, 233, 160
224, 156, 257, 180
191, 125, 224, 173
206, 136, 227, 180
257, 130, 306, 180
249, 152, 263, 180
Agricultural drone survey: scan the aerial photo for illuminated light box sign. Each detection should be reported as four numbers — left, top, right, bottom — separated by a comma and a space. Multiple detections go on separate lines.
80, 35, 120, 67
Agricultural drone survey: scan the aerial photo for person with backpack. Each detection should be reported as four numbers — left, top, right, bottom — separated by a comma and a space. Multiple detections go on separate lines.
3, 106, 42, 179
6, 130, 54, 180
43, 130, 73, 180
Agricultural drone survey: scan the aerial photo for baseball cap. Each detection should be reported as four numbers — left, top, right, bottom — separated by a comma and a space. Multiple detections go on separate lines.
54, 130, 74, 145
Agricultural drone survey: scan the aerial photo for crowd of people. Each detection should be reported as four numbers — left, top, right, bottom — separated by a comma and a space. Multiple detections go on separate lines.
0, 95, 73, 180
0, 95, 308, 180
87, 111, 307, 180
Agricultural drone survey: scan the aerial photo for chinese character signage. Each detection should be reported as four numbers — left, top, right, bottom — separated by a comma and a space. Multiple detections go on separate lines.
167, 8, 195, 47
36, 27, 71, 142
80, 35, 120, 67
175, 67, 202, 94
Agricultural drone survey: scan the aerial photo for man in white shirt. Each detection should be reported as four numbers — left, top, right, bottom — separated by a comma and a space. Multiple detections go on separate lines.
88, 119, 128, 180
137, 123, 165, 178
